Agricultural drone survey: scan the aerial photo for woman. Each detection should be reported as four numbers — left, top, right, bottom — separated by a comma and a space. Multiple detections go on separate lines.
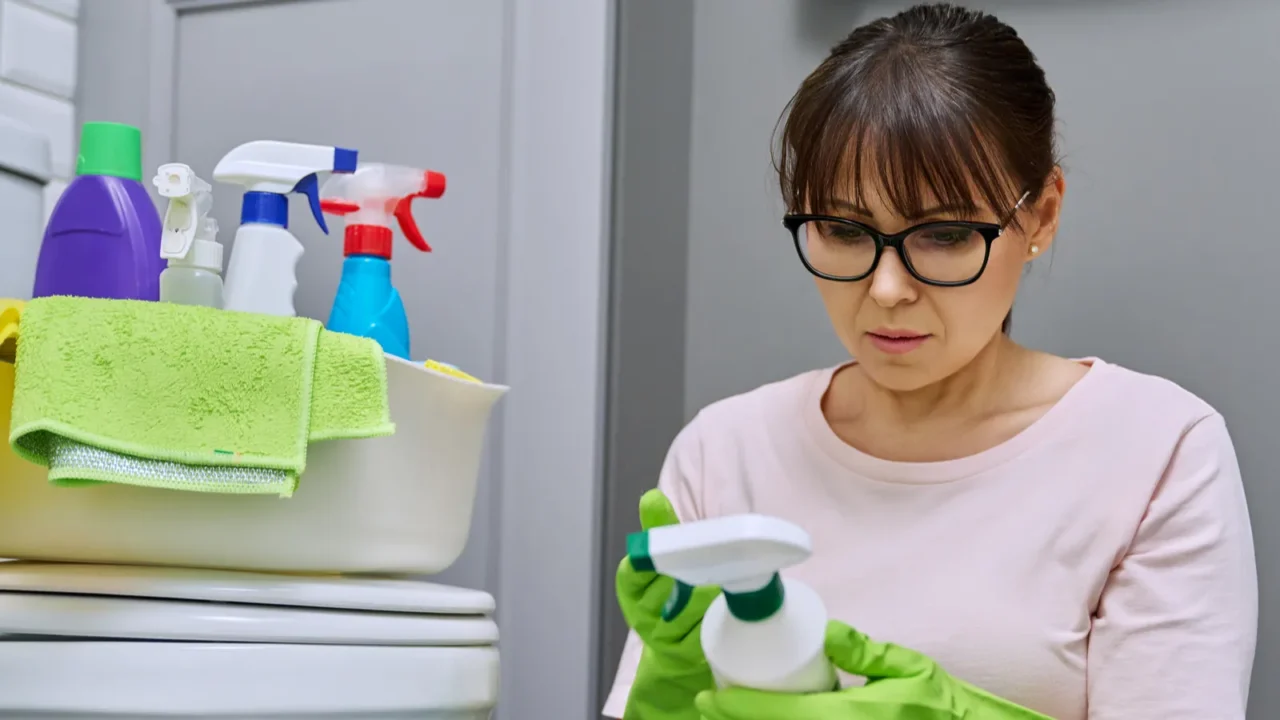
604, 4, 1257, 720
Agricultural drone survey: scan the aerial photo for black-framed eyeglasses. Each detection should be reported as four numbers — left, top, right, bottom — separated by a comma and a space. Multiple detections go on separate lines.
782, 192, 1030, 287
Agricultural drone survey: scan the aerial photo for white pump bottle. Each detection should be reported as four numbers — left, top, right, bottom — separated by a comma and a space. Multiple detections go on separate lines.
628, 514, 838, 694
153, 163, 223, 309
213, 140, 358, 316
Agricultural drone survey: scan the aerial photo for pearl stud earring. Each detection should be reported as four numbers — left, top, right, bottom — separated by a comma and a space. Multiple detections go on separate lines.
1029, 245, 1040, 255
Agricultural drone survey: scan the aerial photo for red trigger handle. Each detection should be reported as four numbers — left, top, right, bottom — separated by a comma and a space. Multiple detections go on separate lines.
392, 170, 447, 253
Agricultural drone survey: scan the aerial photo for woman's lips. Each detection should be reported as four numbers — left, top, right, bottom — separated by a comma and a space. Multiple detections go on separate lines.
866, 331, 930, 355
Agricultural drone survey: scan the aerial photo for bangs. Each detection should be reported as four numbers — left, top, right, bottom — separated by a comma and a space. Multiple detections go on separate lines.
776, 52, 1026, 222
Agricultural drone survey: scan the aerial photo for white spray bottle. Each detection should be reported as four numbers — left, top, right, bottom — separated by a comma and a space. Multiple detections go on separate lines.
628, 514, 838, 694
213, 140, 358, 316
153, 163, 223, 309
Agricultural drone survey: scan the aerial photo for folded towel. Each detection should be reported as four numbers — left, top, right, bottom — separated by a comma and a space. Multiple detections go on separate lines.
9, 297, 395, 496
0, 299, 20, 364
311, 329, 398, 441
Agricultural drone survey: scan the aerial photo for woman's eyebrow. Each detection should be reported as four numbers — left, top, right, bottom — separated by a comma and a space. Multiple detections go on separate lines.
829, 198, 977, 220
828, 199, 875, 217
909, 204, 978, 219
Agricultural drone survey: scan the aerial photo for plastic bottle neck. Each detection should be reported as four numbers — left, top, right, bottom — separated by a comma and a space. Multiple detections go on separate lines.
241, 192, 288, 228
723, 572, 785, 622
344, 224, 394, 259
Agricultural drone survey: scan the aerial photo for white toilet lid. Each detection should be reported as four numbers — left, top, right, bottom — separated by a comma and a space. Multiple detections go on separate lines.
0, 562, 499, 646
0, 561, 495, 613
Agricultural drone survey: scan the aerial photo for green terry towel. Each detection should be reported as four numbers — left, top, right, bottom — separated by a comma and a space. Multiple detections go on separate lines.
8, 297, 395, 497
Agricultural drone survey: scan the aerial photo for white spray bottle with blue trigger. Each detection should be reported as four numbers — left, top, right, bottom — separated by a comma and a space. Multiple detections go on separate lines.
214, 140, 358, 316
628, 514, 838, 694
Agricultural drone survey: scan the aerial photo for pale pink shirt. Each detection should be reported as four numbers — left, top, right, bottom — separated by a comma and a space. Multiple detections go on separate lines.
603, 358, 1257, 719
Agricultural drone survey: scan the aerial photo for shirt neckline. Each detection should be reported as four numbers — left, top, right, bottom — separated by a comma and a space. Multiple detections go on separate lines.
800, 357, 1109, 484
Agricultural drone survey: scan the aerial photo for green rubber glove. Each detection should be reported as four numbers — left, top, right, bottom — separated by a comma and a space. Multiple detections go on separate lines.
694, 620, 1052, 720
616, 489, 721, 720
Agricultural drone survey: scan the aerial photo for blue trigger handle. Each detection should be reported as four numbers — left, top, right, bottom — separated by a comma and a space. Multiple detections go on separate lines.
292, 174, 328, 234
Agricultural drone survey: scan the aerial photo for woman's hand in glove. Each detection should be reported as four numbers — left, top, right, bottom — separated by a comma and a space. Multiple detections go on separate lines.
694, 620, 1053, 720
617, 489, 721, 719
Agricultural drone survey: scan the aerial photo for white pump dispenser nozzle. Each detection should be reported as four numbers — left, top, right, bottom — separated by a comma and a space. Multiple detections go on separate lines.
629, 513, 837, 694
154, 163, 221, 272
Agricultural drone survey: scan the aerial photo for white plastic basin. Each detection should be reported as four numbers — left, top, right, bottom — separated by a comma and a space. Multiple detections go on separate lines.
0, 355, 507, 574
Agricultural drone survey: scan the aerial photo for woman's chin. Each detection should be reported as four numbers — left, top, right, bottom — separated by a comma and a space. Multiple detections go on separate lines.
856, 358, 943, 393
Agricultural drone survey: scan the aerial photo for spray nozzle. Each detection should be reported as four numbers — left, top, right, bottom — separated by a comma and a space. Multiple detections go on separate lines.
212, 141, 358, 234
627, 514, 811, 622
154, 163, 217, 263
320, 163, 447, 258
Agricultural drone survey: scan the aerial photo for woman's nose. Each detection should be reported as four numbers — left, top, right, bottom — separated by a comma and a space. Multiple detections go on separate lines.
868, 249, 919, 308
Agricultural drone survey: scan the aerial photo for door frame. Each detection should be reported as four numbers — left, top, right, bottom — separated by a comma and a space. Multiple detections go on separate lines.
129, 1, 616, 717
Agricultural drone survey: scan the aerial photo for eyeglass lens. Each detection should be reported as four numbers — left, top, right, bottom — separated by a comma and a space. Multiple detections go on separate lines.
796, 220, 988, 283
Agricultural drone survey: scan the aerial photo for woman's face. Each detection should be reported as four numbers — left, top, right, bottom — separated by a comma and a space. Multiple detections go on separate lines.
814, 173, 1064, 391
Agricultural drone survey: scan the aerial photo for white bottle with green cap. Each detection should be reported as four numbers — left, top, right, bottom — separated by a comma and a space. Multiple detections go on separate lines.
627, 513, 837, 693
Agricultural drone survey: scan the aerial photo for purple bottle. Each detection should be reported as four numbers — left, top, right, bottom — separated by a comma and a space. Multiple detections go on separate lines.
32, 122, 163, 300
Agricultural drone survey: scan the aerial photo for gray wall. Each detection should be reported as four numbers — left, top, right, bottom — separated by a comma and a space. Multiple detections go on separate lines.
639, 0, 1276, 715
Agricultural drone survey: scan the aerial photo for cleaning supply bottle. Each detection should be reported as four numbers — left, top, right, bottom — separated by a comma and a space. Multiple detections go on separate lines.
213, 140, 358, 317
628, 513, 838, 694
319, 164, 446, 359
153, 163, 223, 308
32, 122, 164, 300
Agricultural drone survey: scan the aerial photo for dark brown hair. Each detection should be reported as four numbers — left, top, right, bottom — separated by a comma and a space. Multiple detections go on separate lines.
774, 4, 1058, 331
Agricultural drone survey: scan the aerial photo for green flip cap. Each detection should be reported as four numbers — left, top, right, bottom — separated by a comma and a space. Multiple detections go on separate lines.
76, 122, 143, 181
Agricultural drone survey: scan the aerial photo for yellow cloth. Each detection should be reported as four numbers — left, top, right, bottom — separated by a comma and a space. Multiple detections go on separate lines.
0, 299, 21, 364
0, 299, 24, 487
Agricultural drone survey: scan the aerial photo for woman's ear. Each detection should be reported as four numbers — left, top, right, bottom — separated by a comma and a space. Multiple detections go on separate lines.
1026, 168, 1065, 259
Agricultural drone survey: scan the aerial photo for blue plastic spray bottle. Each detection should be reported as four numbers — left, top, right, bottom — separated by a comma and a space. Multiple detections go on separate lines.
319, 164, 446, 359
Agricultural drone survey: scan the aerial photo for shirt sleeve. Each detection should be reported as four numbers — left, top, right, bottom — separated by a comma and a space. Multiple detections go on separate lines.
1087, 413, 1257, 719
601, 415, 709, 718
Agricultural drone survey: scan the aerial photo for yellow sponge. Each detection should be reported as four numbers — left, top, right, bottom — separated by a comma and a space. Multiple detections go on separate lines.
424, 359, 481, 384
0, 299, 22, 364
